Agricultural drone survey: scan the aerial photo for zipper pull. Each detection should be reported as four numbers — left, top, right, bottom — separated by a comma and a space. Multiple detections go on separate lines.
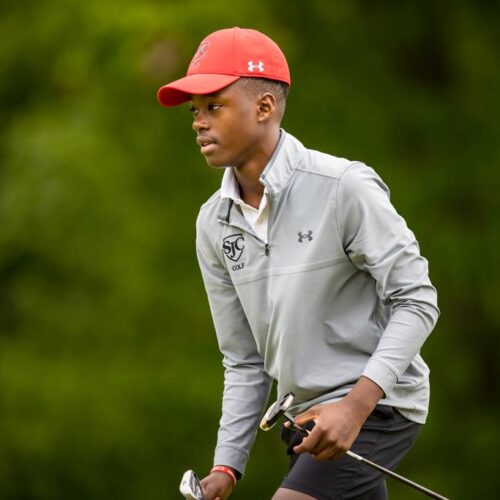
265, 244, 270, 256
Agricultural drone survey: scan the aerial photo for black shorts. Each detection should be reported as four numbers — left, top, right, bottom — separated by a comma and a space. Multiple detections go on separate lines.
280, 405, 422, 500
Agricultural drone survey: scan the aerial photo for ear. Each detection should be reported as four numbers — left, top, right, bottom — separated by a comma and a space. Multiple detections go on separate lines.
256, 92, 277, 123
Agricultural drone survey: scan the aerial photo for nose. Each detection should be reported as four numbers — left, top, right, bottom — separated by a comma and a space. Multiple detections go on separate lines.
192, 111, 209, 132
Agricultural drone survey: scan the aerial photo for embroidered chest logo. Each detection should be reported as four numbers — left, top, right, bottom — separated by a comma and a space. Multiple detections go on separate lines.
223, 234, 245, 262
298, 230, 313, 243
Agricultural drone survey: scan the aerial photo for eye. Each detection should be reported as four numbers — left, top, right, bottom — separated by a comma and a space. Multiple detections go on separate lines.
188, 105, 198, 115
208, 103, 221, 111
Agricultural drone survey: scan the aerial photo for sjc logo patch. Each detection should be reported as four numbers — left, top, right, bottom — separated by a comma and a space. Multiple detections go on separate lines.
223, 234, 245, 262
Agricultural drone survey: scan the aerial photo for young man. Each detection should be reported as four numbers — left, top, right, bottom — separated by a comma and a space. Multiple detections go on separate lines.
158, 28, 439, 500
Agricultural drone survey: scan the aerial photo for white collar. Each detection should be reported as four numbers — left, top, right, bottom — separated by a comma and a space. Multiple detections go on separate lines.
220, 167, 269, 204
220, 167, 243, 202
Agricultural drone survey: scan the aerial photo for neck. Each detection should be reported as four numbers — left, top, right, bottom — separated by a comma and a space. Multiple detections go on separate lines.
233, 127, 280, 208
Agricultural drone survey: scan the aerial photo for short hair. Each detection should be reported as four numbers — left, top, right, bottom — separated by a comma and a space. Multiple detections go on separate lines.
237, 77, 289, 122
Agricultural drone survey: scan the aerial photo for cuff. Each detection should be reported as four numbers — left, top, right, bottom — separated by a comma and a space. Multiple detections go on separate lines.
213, 445, 248, 477
361, 357, 399, 396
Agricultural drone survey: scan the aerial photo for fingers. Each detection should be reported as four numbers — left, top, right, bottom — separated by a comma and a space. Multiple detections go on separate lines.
200, 472, 233, 500
293, 406, 319, 426
291, 400, 367, 462
292, 422, 349, 460
293, 425, 321, 454
295, 433, 348, 460
310, 444, 337, 461
311, 446, 347, 462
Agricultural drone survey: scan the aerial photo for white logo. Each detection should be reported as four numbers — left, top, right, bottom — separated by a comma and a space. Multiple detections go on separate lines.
247, 60, 265, 72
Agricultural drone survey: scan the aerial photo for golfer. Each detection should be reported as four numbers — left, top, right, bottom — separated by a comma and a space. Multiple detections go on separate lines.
158, 27, 439, 500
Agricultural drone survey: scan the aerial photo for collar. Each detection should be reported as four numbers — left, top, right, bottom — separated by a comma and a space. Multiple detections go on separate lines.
259, 129, 306, 196
220, 166, 245, 202
217, 130, 307, 222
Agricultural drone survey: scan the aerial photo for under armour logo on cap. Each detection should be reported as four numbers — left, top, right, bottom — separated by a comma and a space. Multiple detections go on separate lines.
248, 60, 265, 72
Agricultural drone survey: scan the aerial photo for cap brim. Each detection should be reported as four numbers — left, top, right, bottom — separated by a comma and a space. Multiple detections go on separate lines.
157, 74, 241, 107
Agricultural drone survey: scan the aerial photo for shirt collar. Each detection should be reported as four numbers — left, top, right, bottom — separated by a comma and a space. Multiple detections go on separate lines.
220, 166, 242, 202
220, 129, 287, 204
216, 130, 307, 222
259, 129, 306, 195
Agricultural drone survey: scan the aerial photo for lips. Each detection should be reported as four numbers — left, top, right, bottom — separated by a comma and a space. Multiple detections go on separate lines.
196, 136, 217, 155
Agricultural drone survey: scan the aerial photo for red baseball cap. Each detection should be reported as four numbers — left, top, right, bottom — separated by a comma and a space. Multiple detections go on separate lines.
157, 27, 290, 107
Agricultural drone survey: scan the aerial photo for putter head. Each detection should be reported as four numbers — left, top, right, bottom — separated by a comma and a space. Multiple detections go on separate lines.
260, 392, 295, 431
179, 470, 204, 500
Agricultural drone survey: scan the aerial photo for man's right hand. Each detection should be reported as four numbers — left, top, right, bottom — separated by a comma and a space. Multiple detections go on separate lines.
200, 471, 234, 500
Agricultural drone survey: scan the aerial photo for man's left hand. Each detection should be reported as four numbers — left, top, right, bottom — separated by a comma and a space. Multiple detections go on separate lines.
292, 376, 384, 461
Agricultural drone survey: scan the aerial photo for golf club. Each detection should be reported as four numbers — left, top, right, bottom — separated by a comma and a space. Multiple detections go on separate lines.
260, 393, 449, 500
180, 469, 205, 500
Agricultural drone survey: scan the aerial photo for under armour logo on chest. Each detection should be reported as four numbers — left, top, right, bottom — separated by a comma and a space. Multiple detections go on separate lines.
298, 231, 313, 242
248, 60, 265, 72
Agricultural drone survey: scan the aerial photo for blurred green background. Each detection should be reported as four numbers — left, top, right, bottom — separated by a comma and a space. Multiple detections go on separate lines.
1, 1, 499, 498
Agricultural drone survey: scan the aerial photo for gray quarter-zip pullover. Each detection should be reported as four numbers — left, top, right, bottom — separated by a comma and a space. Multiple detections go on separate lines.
196, 130, 439, 475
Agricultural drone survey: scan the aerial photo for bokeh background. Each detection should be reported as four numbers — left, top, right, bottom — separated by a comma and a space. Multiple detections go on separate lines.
1, 1, 499, 499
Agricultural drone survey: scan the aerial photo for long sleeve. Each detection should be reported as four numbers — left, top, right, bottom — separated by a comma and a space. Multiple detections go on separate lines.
336, 162, 440, 396
196, 216, 272, 475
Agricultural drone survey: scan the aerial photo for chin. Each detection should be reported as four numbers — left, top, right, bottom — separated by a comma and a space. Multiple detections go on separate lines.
204, 155, 229, 168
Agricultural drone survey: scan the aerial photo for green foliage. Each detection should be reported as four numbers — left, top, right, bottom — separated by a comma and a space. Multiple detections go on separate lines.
1, 1, 499, 498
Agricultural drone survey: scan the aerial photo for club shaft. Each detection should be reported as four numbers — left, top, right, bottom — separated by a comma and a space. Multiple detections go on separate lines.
281, 412, 448, 499
346, 451, 448, 500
